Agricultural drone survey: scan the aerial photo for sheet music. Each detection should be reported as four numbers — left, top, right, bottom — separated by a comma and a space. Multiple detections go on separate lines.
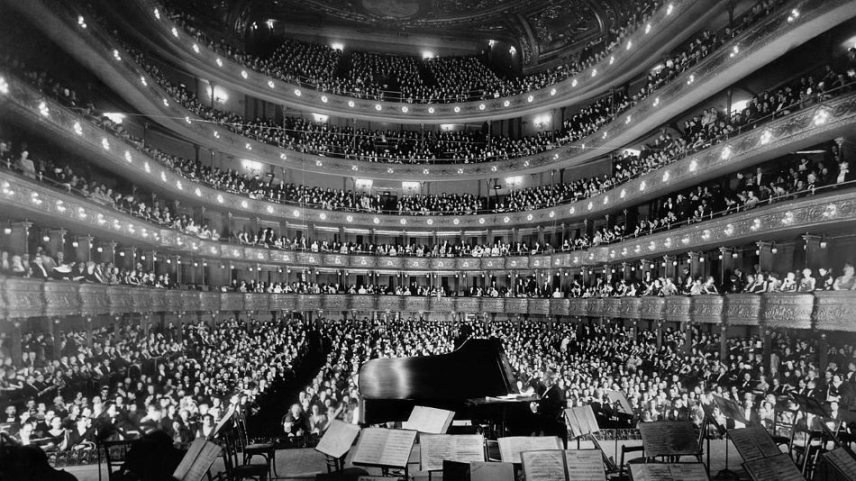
498, 436, 562, 463
713, 395, 748, 425
629, 463, 709, 481
470, 461, 515, 481
352, 428, 418, 468
638, 421, 700, 458
727, 427, 781, 462
420, 434, 485, 472
565, 450, 607, 481
402, 405, 455, 434
824, 448, 856, 480
521, 449, 605, 481
564, 406, 600, 438
521, 450, 567, 481
172, 438, 221, 481
605, 390, 634, 415
315, 420, 361, 459
743, 452, 804, 481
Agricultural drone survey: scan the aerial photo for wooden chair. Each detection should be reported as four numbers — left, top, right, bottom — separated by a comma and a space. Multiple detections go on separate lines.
218, 434, 268, 481
235, 416, 277, 478
616, 445, 648, 480
99, 439, 135, 481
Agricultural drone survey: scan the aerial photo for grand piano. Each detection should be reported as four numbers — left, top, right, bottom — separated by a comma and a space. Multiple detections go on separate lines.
358, 338, 535, 431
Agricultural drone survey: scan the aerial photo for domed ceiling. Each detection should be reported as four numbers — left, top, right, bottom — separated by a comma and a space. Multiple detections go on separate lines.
215, 0, 629, 66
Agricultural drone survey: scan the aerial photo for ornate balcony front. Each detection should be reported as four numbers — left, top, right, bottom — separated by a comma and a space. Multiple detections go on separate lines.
5, 280, 856, 332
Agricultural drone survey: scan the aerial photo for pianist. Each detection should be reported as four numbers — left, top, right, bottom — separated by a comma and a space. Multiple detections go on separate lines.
530, 367, 567, 446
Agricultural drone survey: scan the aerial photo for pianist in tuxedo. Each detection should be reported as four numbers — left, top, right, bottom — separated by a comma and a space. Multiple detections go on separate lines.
529, 367, 567, 446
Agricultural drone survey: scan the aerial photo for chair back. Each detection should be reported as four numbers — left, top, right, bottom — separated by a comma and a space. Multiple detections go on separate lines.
100, 439, 134, 481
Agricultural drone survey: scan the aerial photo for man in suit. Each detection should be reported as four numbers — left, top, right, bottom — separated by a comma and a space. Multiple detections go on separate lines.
530, 367, 567, 447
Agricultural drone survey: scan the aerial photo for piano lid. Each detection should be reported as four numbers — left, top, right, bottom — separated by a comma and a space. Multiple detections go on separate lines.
358, 337, 519, 404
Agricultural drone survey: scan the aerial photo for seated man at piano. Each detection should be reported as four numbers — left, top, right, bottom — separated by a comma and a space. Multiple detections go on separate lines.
529, 367, 567, 446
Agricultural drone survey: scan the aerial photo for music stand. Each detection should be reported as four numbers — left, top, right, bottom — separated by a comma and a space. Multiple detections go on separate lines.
563, 406, 617, 473
709, 395, 750, 480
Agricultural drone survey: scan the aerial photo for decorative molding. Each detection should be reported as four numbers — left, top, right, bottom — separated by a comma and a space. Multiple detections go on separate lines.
813, 291, 856, 332
4, 280, 855, 329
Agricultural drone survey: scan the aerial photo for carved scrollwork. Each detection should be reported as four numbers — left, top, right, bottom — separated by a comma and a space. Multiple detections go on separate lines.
349, 295, 377, 311
603, 298, 622, 318
620, 298, 640, 319
664, 296, 692, 323
220, 292, 244, 311
404, 296, 430, 313
638, 297, 665, 320
503, 298, 527, 314
813, 291, 856, 332
725, 294, 762, 326
430, 297, 455, 313
588, 298, 605, 318
570, 298, 588, 317
322, 295, 346, 311
481, 297, 505, 314
297, 294, 321, 311
762, 293, 814, 329
378, 295, 403, 312
529, 299, 550, 316
80, 283, 111, 316
690, 296, 724, 324
455, 297, 481, 313
550, 298, 570, 316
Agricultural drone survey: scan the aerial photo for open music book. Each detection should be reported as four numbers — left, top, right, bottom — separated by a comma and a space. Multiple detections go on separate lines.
351, 428, 418, 468
420, 434, 485, 472
497, 436, 562, 463
315, 420, 361, 459
629, 463, 710, 481
172, 438, 221, 481
402, 405, 455, 434
520, 449, 605, 481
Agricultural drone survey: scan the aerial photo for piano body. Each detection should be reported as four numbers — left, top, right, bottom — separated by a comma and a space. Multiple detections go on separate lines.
358, 338, 531, 427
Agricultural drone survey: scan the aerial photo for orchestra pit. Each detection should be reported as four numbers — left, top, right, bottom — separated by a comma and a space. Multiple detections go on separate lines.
3, 0, 856, 479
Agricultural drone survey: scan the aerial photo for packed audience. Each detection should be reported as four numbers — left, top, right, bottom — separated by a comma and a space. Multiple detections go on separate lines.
6, 26, 852, 232
0, 317, 311, 454
157, 0, 670, 103
292, 315, 856, 445
0, 242, 176, 288
104, 3, 798, 166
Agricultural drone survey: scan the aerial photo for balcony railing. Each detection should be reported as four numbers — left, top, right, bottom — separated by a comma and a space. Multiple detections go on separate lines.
2, 277, 852, 333
1, 167, 855, 273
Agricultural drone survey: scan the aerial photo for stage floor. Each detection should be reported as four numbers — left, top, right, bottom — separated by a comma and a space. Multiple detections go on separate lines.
61, 437, 758, 480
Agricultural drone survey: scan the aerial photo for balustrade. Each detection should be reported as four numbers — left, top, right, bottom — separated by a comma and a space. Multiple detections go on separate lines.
1, 278, 855, 330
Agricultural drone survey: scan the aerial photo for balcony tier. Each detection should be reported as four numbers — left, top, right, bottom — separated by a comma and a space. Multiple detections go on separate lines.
3, 277, 851, 333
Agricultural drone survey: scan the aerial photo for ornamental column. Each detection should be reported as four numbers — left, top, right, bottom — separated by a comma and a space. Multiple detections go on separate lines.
756, 241, 775, 273
800, 234, 828, 271
718, 247, 735, 284
663, 255, 676, 281
687, 251, 703, 280
44, 228, 66, 258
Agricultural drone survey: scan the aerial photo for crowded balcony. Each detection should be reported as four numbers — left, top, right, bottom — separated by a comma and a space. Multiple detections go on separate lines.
99, 0, 713, 122
8, 0, 855, 181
